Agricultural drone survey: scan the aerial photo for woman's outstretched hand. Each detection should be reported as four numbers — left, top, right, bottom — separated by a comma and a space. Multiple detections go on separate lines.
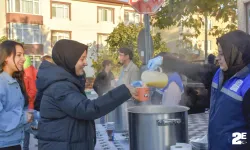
125, 84, 139, 100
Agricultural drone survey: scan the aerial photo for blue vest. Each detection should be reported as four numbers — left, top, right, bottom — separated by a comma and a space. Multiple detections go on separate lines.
209, 64, 250, 150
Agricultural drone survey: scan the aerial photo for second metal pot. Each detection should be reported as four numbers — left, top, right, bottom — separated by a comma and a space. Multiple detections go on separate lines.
128, 105, 189, 150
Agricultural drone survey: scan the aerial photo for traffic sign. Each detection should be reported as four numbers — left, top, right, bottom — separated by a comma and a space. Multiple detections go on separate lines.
128, 0, 164, 15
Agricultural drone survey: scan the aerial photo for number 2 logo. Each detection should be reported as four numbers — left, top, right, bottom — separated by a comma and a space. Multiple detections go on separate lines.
232, 133, 242, 145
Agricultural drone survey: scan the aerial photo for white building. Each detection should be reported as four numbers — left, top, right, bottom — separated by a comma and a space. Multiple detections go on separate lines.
0, 0, 142, 76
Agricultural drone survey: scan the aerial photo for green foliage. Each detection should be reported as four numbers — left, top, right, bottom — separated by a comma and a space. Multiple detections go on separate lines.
91, 47, 121, 77
106, 23, 143, 68
0, 36, 8, 43
91, 23, 169, 77
153, 0, 237, 37
152, 32, 170, 56
0, 36, 23, 44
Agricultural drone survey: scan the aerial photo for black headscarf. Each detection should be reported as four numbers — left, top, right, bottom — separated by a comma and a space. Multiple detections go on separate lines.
52, 39, 88, 77
217, 30, 250, 81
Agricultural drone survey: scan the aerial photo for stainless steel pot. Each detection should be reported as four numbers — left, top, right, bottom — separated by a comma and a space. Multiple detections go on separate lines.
114, 98, 152, 132
128, 105, 189, 150
106, 110, 116, 122
114, 102, 129, 132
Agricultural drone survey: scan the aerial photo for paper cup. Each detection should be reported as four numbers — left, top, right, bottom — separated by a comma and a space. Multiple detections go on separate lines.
136, 87, 150, 101
106, 122, 115, 141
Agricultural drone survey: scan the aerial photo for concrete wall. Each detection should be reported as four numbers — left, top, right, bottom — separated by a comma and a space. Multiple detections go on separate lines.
0, 0, 6, 36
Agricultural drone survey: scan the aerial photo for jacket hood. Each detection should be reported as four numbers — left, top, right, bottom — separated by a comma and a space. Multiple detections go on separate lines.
36, 61, 85, 93
52, 39, 88, 76
217, 30, 250, 68
217, 30, 250, 79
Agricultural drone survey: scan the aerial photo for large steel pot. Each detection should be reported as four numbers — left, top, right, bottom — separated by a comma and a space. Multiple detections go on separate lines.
128, 105, 189, 150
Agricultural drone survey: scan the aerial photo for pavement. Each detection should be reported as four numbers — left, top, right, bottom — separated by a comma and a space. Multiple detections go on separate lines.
28, 113, 209, 150
28, 134, 38, 150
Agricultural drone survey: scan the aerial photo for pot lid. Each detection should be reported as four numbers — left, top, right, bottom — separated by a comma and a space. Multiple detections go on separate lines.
127, 105, 189, 114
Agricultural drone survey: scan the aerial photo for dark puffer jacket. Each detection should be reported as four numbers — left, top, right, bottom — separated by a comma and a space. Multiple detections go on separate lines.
36, 61, 131, 150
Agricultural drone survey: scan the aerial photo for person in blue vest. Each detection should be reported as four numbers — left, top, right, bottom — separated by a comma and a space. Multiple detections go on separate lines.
147, 30, 250, 150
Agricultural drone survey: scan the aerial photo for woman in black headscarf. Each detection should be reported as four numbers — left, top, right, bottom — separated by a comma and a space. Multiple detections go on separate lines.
36, 39, 137, 150
147, 30, 250, 150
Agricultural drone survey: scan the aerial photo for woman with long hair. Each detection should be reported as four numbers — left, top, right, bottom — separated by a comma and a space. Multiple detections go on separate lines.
0, 40, 33, 150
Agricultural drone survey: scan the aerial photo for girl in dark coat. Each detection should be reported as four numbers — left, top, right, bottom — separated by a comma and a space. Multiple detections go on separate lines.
37, 39, 137, 150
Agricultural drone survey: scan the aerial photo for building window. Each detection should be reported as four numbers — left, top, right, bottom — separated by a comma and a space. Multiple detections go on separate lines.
208, 40, 211, 51
124, 10, 140, 24
201, 40, 212, 51
202, 18, 212, 30
97, 33, 109, 50
51, 2, 71, 20
9, 23, 42, 44
97, 7, 114, 23
202, 19, 212, 30
207, 20, 212, 30
51, 30, 71, 46
7, 0, 40, 15
28, 55, 42, 68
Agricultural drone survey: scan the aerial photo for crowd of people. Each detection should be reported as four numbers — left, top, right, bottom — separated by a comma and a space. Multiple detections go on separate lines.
0, 30, 249, 150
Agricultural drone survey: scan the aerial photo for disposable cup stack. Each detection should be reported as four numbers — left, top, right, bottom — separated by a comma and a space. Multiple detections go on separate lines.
190, 135, 208, 150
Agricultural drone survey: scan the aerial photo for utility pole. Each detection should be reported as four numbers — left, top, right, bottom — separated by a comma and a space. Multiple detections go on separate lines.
204, 13, 208, 63
144, 14, 152, 65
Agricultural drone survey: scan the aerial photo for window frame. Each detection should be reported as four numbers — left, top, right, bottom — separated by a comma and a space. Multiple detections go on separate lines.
97, 6, 115, 24
208, 40, 212, 51
50, 1, 71, 20
8, 23, 42, 44
201, 40, 212, 51
7, 0, 40, 15
51, 30, 72, 47
202, 18, 213, 30
124, 9, 141, 24
97, 33, 109, 50
207, 19, 212, 30
28, 55, 43, 68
